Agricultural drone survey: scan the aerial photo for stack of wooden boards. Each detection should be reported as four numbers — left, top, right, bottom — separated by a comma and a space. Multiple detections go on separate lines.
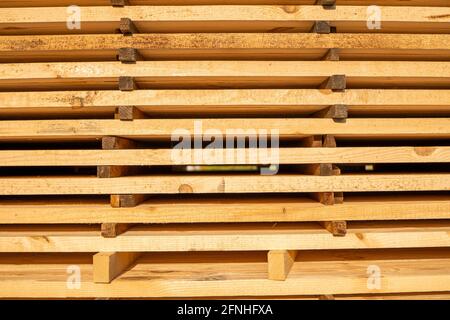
0, 0, 449, 299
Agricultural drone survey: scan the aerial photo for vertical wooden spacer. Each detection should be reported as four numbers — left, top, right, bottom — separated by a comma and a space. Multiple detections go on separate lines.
111, 0, 128, 7
320, 220, 347, 237
117, 48, 141, 64
312, 104, 348, 121
97, 136, 148, 209
268, 250, 298, 281
299, 135, 323, 148
320, 75, 346, 92
119, 18, 139, 35
93, 252, 141, 283
323, 134, 337, 148
102, 136, 136, 150
312, 21, 331, 34
110, 194, 149, 208
322, 48, 340, 61
115, 106, 146, 121
301, 135, 343, 206
315, 0, 336, 9
119, 76, 137, 91
101, 223, 136, 238
97, 137, 137, 178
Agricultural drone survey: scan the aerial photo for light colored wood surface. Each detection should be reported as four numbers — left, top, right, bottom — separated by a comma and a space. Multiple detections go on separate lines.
0, 118, 449, 141
0, 6, 448, 35
1, 249, 450, 297
93, 252, 141, 283
1, 34, 448, 62
0, 61, 448, 90
1, 221, 450, 252
3, 34, 448, 52
268, 250, 298, 281
0, 194, 448, 224
0, 174, 449, 195
1, 1, 448, 8
1, 147, 449, 166
1, 89, 449, 117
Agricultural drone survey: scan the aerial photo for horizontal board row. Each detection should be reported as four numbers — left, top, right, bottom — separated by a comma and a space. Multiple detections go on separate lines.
2, 34, 449, 62
1, 147, 450, 166
0, 174, 449, 194
1, 6, 449, 35
0, 119, 448, 141
1, 89, 449, 117
1, 249, 449, 297
1, 61, 448, 90
1, 221, 450, 252
0, 194, 448, 223
2, 0, 449, 8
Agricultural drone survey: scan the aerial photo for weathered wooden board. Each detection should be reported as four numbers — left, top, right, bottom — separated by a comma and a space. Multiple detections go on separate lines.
1, 34, 449, 62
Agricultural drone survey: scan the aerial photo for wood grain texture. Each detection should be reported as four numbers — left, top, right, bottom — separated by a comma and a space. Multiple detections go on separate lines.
1, 1, 448, 8
101, 223, 136, 238
93, 252, 141, 283
0, 174, 448, 195
0, 119, 449, 141
1, 34, 448, 62
268, 250, 298, 281
0, 61, 448, 90
1, 89, 449, 117
1, 249, 450, 297
0, 6, 448, 35
2, 221, 450, 253
1, 147, 449, 166
0, 194, 448, 224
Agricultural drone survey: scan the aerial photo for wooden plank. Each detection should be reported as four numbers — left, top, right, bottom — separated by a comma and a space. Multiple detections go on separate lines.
93, 252, 141, 283
0, 6, 448, 35
2, 147, 450, 166
268, 250, 298, 281
1, 34, 449, 62
0, 194, 447, 224
1, 89, 449, 117
1, 1, 448, 8
1, 249, 450, 298
1, 221, 450, 253
0, 119, 449, 141
0, 174, 448, 195
0, 61, 448, 90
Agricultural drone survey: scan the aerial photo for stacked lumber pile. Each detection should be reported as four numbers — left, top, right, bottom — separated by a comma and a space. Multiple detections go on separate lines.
0, 0, 449, 299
